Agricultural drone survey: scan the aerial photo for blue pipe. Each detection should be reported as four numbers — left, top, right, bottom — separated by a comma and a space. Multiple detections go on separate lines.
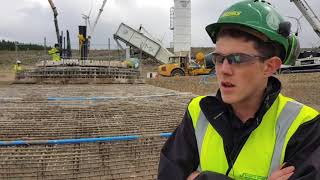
47, 94, 179, 101
48, 97, 88, 101
48, 97, 118, 101
47, 103, 94, 107
160, 132, 172, 138
0, 133, 173, 146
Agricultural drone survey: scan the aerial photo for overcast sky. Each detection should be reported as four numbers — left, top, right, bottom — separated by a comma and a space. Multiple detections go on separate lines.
1, 0, 319, 49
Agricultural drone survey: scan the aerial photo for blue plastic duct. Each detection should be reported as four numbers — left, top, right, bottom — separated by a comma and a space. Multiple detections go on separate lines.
0, 133, 173, 146
47, 94, 181, 101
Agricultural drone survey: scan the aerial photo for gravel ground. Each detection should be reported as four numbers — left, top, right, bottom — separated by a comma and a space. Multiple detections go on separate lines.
1, 68, 319, 109
145, 72, 320, 111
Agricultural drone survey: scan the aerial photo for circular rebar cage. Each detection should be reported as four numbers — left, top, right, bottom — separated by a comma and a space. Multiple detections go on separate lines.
0, 84, 194, 179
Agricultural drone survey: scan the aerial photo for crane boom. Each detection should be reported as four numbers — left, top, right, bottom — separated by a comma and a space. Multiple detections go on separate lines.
90, 0, 108, 37
291, 0, 320, 39
48, 0, 60, 46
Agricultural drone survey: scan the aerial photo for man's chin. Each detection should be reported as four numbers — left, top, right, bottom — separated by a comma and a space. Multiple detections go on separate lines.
221, 95, 237, 105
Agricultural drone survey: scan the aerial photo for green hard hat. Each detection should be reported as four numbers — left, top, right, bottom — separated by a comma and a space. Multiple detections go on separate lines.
206, 0, 297, 65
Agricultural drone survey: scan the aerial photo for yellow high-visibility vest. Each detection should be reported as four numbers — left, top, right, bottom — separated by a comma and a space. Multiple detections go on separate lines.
78, 34, 85, 45
188, 94, 319, 179
13, 64, 22, 73
48, 47, 61, 62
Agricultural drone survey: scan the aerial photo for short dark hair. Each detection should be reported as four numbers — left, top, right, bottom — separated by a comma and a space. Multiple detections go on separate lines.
217, 27, 285, 60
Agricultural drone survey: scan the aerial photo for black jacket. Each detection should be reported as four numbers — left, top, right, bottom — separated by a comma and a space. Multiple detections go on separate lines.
158, 77, 320, 180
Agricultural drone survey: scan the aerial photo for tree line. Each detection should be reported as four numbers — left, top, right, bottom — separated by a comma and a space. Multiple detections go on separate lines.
0, 40, 49, 51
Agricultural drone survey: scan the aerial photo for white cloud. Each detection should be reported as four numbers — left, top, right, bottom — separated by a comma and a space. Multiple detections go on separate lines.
25, 0, 49, 8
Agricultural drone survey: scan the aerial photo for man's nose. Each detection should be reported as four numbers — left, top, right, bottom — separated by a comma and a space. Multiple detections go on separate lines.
220, 58, 233, 75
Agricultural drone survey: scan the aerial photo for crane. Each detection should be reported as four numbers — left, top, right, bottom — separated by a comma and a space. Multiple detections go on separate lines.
48, 0, 61, 49
279, 0, 320, 73
290, 0, 320, 39
48, 0, 72, 58
87, 0, 108, 39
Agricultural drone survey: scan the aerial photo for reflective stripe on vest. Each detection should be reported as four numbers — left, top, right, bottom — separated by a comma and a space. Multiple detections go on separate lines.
195, 111, 209, 171
268, 100, 302, 176
189, 94, 319, 179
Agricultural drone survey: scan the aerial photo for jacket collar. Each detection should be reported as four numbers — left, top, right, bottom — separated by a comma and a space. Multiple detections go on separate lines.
200, 76, 282, 126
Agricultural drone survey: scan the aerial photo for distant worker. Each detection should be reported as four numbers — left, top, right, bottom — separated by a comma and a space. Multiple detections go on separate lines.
13, 60, 23, 73
78, 34, 87, 60
78, 34, 86, 47
48, 44, 61, 62
13, 60, 24, 79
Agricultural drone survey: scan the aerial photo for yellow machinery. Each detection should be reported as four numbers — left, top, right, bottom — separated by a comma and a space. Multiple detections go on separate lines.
158, 52, 214, 77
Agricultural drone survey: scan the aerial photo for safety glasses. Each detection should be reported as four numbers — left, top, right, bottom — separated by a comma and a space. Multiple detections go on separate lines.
212, 53, 268, 65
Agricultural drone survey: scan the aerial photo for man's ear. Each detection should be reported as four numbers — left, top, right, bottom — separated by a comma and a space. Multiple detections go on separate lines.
263, 56, 282, 77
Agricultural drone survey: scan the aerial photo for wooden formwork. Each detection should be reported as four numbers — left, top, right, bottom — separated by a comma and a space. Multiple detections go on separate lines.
0, 84, 195, 179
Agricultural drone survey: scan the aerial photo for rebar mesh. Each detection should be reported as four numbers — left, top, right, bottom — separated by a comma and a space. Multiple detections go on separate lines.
16, 66, 143, 84
0, 84, 195, 179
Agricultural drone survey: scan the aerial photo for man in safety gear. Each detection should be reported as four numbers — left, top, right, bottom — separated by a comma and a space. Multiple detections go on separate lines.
13, 60, 24, 80
13, 60, 22, 73
48, 44, 61, 62
158, 0, 319, 180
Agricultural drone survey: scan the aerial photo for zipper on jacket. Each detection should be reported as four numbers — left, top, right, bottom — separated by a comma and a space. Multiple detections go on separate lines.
225, 137, 248, 176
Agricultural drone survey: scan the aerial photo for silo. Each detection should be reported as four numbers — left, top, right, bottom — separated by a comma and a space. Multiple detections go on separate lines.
173, 0, 191, 55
